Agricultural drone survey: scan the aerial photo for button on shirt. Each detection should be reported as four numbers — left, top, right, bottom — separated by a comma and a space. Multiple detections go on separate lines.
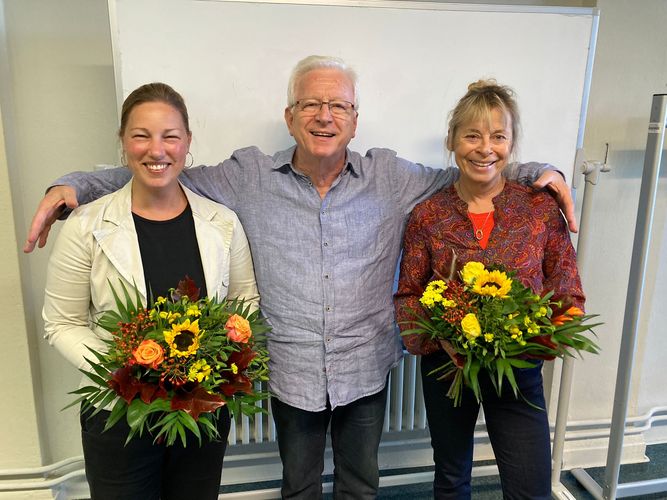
62, 145, 546, 411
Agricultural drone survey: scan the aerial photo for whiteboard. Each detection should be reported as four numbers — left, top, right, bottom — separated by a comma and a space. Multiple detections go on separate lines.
108, 0, 597, 182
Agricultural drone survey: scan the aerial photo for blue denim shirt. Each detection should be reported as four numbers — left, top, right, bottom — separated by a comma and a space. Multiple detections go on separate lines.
58, 145, 545, 411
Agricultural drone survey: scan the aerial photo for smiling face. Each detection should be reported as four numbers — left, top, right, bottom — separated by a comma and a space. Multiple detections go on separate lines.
284, 67, 358, 169
451, 107, 513, 188
121, 101, 192, 193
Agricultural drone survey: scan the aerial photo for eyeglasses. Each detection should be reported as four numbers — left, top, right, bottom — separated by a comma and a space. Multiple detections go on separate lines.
293, 99, 356, 118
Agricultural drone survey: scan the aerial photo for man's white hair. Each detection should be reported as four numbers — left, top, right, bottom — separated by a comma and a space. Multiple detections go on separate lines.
287, 55, 359, 109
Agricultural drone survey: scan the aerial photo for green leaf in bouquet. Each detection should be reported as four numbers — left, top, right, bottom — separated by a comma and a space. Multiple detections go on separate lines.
82, 344, 113, 365
104, 397, 129, 432
62, 385, 102, 411
197, 414, 220, 440
82, 354, 112, 380
466, 359, 482, 403
78, 368, 109, 389
177, 420, 187, 448
501, 298, 519, 315
112, 279, 143, 317
508, 358, 538, 369
86, 387, 112, 406
178, 411, 202, 439
153, 411, 201, 447
126, 398, 169, 442
87, 390, 119, 418
150, 412, 180, 446
226, 398, 241, 421
494, 358, 507, 396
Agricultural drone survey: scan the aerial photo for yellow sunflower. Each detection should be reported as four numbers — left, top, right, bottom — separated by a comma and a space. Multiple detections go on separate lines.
472, 270, 512, 298
164, 319, 202, 358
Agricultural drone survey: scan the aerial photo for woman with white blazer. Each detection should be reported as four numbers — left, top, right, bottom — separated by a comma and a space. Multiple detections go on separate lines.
42, 83, 258, 500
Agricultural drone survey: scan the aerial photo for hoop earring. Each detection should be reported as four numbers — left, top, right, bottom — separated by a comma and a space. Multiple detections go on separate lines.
185, 151, 194, 168
120, 151, 127, 167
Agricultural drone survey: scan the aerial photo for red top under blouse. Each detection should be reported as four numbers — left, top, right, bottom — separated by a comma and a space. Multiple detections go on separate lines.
468, 211, 495, 249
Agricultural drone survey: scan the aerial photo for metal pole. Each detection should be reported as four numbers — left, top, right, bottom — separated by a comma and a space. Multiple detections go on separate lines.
602, 94, 667, 499
551, 158, 607, 493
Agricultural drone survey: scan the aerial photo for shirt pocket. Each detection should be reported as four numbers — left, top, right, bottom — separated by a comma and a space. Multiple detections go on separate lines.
344, 207, 386, 258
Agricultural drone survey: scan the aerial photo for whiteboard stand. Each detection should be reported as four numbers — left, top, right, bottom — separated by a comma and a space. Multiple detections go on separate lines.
551, 150, 610, 500
571, 93, 667, 499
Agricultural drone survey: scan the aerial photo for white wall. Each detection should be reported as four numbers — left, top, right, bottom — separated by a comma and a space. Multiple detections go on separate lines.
0, 0, 118, 469
0, 0, 665, 482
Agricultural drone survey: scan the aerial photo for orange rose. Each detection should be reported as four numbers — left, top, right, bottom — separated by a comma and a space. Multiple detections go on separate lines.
225, 314, 252, 343
133, 340, 164, 369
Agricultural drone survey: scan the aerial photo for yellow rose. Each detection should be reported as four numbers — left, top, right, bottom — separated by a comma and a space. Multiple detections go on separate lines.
461, 262, 486, 285
461, 313, 481, 340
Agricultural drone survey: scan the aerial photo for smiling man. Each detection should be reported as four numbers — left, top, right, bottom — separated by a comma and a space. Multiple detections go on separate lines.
26, 55, 575, 499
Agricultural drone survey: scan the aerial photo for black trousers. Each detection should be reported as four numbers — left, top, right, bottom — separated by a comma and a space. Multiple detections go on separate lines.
421, 352, 551, 500
80, 405, 231, 500
271, 387, 388, 500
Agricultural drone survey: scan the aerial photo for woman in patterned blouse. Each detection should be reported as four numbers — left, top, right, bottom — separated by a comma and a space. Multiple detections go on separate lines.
394, 80, 585, 500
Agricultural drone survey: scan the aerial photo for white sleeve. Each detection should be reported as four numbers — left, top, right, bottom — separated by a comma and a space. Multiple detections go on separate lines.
42, 213, 107, 371
226, 216, 259, 312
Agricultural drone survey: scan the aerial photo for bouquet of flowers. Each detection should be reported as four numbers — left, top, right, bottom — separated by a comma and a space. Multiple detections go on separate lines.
68, 277, 270, 446
401, 261, 600, 407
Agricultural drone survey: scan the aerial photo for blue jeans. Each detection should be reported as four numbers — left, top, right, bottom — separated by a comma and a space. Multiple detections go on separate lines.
80, 405, 231, 500
271, 386, 388, 500
421, 352, 551, 500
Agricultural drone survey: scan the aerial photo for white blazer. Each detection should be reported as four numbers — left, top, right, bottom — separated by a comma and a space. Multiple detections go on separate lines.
43, 181, 258, 373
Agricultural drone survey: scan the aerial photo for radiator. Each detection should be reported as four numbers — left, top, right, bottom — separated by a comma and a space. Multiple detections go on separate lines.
227, 353, 427, 447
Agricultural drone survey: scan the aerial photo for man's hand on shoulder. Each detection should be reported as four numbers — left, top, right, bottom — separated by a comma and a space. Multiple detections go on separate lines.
23, 186, 78, 253
532, 171, 578, 233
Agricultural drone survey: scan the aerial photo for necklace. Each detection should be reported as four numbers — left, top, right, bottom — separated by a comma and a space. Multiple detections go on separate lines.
468, 211, 493, 240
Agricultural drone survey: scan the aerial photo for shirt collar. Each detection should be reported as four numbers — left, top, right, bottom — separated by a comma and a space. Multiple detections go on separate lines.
271, 145, 359, 178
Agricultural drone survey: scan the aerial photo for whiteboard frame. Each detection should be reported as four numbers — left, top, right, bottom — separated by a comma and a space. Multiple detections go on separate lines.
107, 0, 599, 183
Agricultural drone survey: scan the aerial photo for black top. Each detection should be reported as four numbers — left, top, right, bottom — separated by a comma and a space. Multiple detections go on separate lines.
132, 204, 207, 303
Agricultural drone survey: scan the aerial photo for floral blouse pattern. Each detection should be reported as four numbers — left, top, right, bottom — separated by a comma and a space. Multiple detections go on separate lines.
394, 182, 585, 356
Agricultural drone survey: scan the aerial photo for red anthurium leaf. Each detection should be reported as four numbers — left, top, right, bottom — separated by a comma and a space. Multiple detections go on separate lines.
171, 386, 225, 421
219, 374, 253, 397
174, 276, 200, 302
139, 382, 163, 404
108, 366, 144, 404
228, 347, 257, 371
526, 335, 557, 360
155, 385, 169, 400
551, 295, 578, 318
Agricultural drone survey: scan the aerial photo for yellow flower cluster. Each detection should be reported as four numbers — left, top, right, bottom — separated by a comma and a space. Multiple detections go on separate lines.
419, 280, 456, 308
186, 305, 201, 318
187, 359, 212, 382
150, 307, 182, 324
